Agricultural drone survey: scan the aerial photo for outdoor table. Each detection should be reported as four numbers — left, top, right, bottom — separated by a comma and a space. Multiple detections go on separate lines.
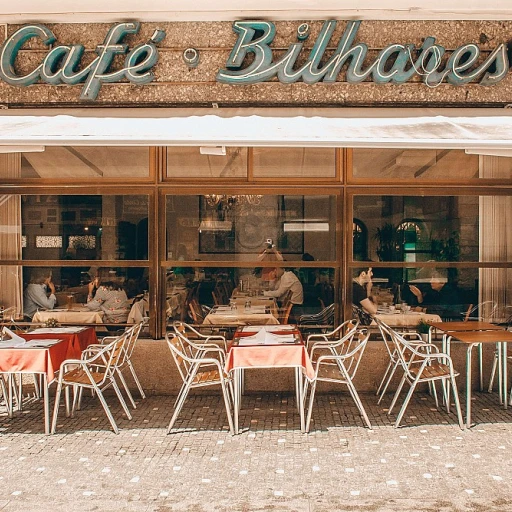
448, 329, 512, 428
0, 327, 98, 434
225, 325, 314, 434
32, 307, 104, 324
203, 305, 279, 326
429, 321, 503, 390
374, 310, 442, 328
23, 326, 98, 354
0, 338, 67, 434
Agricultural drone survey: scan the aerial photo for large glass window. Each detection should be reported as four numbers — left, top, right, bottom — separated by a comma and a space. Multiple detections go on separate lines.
166, 194, 337, 262
253, 148, 336, 178
14, 195, 149, 261
353, 194, 512, 263
167, 147, 247, 178
0, 147, 150, 179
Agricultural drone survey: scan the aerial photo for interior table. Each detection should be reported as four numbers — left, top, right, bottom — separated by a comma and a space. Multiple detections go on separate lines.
374, 310, 442, 328
204, 305, 279, 326
32, 307, 104, 324
224, 325, 315, 434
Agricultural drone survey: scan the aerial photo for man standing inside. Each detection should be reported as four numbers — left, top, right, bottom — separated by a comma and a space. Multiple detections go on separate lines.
24, 270, 57, 320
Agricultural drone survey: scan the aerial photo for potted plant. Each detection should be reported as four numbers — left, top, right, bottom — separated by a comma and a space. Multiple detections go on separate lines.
416, 319, 431, 342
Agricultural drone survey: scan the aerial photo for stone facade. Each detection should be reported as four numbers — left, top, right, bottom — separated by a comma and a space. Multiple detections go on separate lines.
1, 20, 512, 107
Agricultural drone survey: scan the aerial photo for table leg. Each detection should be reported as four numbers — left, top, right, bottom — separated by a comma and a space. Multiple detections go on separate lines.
502, 342, 508, 410
466, 344, 476, 428
43, 374, 50, 435
498, 342, 503, 404
233, 368, 240, 434
296, 367, 305, 433
478, 344, 484, 392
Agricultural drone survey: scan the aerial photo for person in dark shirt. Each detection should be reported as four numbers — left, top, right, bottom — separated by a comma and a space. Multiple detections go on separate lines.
409, 273, 461, 319
352, 267, 378, 316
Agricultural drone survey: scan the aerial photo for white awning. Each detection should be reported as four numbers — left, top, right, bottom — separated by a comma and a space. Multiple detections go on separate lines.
0, 107, 512, 150
2, 1, 512, 21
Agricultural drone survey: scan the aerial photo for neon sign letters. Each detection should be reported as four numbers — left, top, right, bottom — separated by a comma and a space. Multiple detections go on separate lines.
0, 22, 165, 100
217, 20, 510, 87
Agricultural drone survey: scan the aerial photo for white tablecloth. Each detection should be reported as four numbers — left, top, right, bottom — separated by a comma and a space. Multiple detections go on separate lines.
374, 312, 442, 328
32, 309, 104, 324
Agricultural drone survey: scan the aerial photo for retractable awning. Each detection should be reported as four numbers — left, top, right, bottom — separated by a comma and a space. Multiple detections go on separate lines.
0, 107, 512, 152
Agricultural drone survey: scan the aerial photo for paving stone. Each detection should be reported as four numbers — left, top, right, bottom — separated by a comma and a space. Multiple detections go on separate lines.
1, 391, 512, 511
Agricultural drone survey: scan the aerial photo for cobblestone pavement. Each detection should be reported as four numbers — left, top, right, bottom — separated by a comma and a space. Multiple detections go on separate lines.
1, 390, 512, 512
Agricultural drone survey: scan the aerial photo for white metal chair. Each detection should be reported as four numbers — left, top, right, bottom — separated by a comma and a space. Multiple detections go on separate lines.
51, 332, 132, 434
173, 321, 227, 351
97, 321, 146, 409
374, 317, 434, 405
386, 325, 464, 429
165, 331, 234, 435
305, 328, 371, 431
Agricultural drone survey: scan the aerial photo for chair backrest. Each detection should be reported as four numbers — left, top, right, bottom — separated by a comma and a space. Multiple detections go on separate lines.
188, 299, 205, 324
123, 321, 144, 360
166, 331, 209, 384
465, 300, 498, 322
336, 328, 370, 381
280, 290, 293, 309
299, 303, 335, 326
387, 327, 430, 379
279, 302, 294, 324
374, 316, 396, 361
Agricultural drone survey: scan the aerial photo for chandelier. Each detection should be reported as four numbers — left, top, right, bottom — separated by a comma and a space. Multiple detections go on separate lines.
204, 194, 263, 208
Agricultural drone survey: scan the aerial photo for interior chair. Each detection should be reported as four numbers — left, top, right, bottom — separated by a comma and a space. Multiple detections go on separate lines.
374, 316, 434, 405
278, 302, 294, 324
298, 303, 335, 326
305, 328, 371, 431
51, 333, 132, 434
386, 324, 464, 429
188, 299, 206, 324
165, 331, 234, 434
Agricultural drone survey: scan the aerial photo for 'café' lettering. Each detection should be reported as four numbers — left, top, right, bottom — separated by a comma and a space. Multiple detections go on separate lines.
217, 20, 509, 87
0, 22, 165, 100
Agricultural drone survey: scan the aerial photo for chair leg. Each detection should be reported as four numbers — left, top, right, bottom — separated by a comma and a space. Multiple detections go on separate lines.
51, 381, 63, 434
305, 380, 318, 433
488, 351, 498, 393
450, 375, 465, 430
377, 360, 400, 405
220, 381, 235, 435
94, 386, 120, 434
388, 372, 407, 416
116, 369, 137, 409
0, 376, 12, 416
110, 377, 132, 420
376, 358, 395, 397
65, 386, 72, 417
345, 377, 372, 429
394, 379, 420, 428
167, 378, 194, 433
127, 361, 146, 399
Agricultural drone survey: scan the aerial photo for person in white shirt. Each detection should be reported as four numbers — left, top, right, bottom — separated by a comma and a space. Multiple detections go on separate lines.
263, 267, 304, 309
24, 270, 57, 320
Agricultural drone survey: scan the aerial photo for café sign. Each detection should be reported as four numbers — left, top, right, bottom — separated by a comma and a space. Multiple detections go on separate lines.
0, 20, 509, 101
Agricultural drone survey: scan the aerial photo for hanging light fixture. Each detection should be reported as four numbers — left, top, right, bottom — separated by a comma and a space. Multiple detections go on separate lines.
204, 194, 263, 208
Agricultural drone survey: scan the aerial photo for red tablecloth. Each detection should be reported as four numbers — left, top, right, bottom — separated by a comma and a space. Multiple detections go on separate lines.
225, 329, 314, 379
22, 327, 98, 358
0, 340, 69, 382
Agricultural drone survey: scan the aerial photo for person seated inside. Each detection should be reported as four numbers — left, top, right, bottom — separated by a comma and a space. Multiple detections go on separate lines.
24, 270, 57, 320
408, 271, 461, 319
352, 267, 378, 323
263, 267, 304, 320
86, 277, 130, 324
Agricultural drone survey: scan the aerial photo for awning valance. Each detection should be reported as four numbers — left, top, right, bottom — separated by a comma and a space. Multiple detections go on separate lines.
0, 107, 512, 151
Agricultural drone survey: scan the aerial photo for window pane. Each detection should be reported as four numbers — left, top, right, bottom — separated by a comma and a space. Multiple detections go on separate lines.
253, 148, 336, 178
167, 147, 247, 178
351, 266, 512, 322
0, 147, 149, 179
351, 149, 510, 180
18, 195, 149, 261
165, 266, 335, 324
18, 266, 149, 323
353, 195, 512, 263
166, 194, 336, 262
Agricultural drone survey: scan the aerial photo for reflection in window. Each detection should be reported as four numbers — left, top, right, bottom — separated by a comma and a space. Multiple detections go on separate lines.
353, 219, 368, 261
